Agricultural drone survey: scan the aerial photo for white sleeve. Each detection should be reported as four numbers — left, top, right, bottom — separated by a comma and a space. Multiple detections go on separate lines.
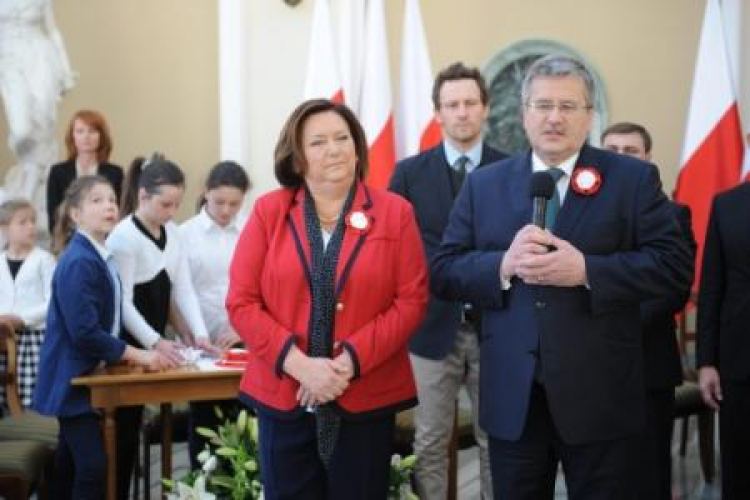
18, 251, 56, 327
171, 233, 209, 340
109, 237, 161, 349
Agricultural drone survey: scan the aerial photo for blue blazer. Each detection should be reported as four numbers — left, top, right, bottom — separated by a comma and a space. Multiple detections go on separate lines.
389, 143, 506, 359
33, 233, 127, 417
641, 203, 695, 389
431, 145, 693, 444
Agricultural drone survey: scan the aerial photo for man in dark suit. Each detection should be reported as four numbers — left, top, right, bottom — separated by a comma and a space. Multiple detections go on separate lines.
389, 62, 506, 499
431, 55, 693, 499
697, 181, 750, 499
602, 122, 696, 500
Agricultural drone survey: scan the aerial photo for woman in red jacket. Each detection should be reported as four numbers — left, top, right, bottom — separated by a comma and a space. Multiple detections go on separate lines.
227, 98, 428, 499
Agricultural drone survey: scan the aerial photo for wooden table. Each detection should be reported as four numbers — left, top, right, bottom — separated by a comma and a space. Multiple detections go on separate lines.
72, 363, 243, 500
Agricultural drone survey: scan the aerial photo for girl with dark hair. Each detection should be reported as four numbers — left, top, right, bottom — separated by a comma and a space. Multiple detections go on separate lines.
106, 155, 216, 498
179, 160, 251, 467
33, 175, 173, 499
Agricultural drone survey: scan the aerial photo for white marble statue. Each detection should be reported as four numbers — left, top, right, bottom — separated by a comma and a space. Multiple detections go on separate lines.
0, 0, 76, 207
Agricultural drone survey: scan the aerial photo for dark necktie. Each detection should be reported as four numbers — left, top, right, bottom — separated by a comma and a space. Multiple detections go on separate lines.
545, 167, 565, 230
450, 155, 470, 197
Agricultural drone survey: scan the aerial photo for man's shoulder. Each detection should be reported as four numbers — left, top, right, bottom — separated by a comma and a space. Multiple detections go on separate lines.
715, 181, 750, 207
473, 149, 523, 179
579, 146, 657, 186
481, 143, 508, 164
395, 144, 445, 171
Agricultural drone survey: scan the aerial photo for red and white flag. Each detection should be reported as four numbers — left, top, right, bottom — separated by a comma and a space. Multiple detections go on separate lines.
303, 0, 344, 103
337, 0, 366, 113
675, 0, 744, 290
358, 0, 396, 188
742, 132, 750, 181
395, 0, 441, 160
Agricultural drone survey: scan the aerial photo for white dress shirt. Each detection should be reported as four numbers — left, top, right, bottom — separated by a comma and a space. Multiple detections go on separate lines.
0, 246, 55, 330
106, 215, 208, 348
179, 208, 245, 341
530, 151, 580, 204
443, 139, 484, 174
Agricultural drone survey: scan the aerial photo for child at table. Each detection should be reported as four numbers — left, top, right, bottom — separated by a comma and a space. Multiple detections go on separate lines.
106, 154, 217, 498
32, 176, 174, 499
0, 198, 55, 411
179, 160, 251, 467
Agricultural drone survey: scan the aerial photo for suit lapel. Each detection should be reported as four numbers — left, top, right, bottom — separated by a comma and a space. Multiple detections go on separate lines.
75, 233, 114, 301
335, 183, 372, 295
286, 184, 372, 298
287, 188, 313, 284
553, 146, 604, 239
509, 152, 534, 215
428, 146, 457, 207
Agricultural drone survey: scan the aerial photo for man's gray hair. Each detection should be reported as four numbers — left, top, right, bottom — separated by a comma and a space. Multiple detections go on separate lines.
521, 55, 595, 106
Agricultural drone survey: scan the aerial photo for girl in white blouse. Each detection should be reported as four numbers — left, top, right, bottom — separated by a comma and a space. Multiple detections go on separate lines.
0, 198, 55, 409
105, 154, 216, 499
179, 160, 250, 467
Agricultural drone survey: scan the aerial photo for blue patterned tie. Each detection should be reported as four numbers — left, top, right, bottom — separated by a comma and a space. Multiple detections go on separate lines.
545, 167, 565, 230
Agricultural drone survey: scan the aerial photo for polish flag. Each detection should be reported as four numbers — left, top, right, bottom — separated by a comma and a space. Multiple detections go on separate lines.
337, 0, 366, 113
303, 0, 344, 103
395, 0, 441, 160
742, 133, 750, 181
358, 0, 396, 188
675, 0, 744, 291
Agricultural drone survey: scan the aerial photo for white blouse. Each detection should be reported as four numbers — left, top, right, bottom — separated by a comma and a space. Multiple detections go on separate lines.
106, 215, 208, 349
0, 246, 55, 330
179, 208, 245, 341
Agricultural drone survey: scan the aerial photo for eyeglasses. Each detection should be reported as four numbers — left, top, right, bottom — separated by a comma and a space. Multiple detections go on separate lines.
525, 101, 593, 115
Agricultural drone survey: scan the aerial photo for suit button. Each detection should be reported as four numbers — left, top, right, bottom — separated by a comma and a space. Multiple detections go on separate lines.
336, 302, 344, 312
535, 301, 546, 309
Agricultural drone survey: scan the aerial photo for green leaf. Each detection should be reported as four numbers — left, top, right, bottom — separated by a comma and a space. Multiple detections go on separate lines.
196, 427, 218, 439
216, 446, 239, 457
210, 475, 235, 489
237, 410, 248, 433
400, 454, 416, 469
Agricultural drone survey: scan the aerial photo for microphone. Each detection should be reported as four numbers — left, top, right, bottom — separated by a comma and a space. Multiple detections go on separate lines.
529, 171, 556, 229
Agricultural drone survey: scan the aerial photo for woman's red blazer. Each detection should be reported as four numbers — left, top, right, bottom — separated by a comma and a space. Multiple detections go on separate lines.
227, 182, 428, 417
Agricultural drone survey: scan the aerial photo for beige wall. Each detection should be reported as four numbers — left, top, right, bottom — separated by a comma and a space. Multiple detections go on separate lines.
1, 0, 741, 220
414, 0, 704, 189
0, 0, 218, 220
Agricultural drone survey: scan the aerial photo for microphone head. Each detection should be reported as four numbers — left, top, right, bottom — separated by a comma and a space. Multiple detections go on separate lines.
529, 171, 556, 199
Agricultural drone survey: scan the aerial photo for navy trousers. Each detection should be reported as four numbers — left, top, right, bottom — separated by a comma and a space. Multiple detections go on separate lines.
489, 383, 637, 500
637, 389, 674, 500
115, 405, 143, 500
55, 413, 107, 500
720, 380, 750, 499
257, 410, 395, 500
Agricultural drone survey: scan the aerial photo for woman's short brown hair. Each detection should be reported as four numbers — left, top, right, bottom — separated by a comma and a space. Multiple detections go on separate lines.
274, 99, 369, 188
64, 109, 113, 163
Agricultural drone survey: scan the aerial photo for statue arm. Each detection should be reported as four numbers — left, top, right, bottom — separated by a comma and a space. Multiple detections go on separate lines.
43, 0, 77, 91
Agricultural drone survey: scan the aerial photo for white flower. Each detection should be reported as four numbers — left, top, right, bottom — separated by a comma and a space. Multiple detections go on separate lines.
166, 475, 216, 500
202, 455, 218, 473
197, 449, 211, 464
